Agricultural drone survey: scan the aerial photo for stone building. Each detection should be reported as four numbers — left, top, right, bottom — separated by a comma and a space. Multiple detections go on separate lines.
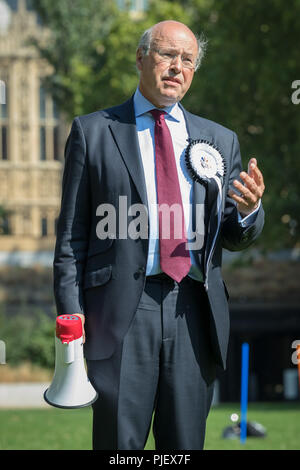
0, 0, 68, 257
0, 0, 147, 261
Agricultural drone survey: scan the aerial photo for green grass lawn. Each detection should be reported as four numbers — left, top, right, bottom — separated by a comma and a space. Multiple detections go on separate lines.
0, 402, 299, 450
204, 402, 300, 450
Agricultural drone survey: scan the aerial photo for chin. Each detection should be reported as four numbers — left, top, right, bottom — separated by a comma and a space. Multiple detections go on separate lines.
159, 91, 180, 104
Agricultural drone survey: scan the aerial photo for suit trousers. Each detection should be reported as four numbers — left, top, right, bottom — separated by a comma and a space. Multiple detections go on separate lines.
86, 274, 216, 450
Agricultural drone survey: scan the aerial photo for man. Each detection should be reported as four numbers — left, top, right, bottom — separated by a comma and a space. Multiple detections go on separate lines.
53, 20, 265, 450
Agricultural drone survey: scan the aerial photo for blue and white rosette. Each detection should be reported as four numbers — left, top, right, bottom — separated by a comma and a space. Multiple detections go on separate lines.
185, 139, 227, 284
185, 139, 226, 188
185, 139, 226, 208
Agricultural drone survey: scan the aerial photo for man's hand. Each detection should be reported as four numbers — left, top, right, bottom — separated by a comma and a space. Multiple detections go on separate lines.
228, 158, 265, 217
74, 314, 86, 343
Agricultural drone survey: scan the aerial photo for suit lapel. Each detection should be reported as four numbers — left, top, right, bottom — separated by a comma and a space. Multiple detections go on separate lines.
108, 97, 148, 209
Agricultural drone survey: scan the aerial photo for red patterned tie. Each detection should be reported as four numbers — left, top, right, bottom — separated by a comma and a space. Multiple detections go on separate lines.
150, 109, 191, 282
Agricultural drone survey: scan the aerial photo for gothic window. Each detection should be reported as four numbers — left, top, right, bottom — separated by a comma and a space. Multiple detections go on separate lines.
39, 83, 61, 161
39, 85, 46, 119
41, 216, 47, 237
53, 125, 59, 161
39, 126, 46, 161
0, 207, 11, 235
1, 127, 7, 160
0, 82, 8, 161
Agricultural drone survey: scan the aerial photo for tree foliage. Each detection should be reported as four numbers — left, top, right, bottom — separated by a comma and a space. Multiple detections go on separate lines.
30, 0, 300, 250
31, 0, 188, 117
183, 0, 300, 251
0, 308, 55, 368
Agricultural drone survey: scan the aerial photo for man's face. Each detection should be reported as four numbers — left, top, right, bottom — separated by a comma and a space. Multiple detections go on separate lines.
136, 22, 199, 108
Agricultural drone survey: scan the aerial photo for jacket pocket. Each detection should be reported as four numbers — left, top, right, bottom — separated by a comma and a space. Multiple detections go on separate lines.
83, 265, 112, 290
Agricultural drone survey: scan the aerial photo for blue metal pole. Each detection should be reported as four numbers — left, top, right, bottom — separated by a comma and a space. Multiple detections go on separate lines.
240, 342, 249, 444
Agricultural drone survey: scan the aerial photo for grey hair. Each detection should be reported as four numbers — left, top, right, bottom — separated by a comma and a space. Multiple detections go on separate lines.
137, 25, 207, 71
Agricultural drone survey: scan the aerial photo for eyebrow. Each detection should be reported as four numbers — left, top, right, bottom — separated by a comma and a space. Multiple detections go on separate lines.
155, 46, 194, 57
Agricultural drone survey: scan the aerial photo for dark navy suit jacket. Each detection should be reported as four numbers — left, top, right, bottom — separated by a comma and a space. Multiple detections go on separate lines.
53, 97, 264, 369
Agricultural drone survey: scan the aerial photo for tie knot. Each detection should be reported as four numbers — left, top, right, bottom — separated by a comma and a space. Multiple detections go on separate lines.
150, 109, 166, 122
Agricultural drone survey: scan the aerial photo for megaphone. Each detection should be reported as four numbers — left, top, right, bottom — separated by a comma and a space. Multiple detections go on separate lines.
44, 314, 98, 409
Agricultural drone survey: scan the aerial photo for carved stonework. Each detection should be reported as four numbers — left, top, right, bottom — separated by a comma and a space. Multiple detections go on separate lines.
0, 169, 8, 199
19, 67, 30, 161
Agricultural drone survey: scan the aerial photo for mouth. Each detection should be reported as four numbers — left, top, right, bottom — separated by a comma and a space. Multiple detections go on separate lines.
162, 77, 182, 86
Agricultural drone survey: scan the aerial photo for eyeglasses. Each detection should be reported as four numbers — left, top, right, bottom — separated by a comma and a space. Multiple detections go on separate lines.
150, 47, 196, 70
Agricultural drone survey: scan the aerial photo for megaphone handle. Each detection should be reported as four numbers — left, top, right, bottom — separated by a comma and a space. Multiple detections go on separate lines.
62, 338, 74, 364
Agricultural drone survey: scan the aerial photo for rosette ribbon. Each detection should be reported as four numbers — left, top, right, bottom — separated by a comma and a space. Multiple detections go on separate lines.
185, 139, 226, 288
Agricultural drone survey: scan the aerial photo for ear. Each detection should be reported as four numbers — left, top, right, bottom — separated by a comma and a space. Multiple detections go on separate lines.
136, 48, 144, 72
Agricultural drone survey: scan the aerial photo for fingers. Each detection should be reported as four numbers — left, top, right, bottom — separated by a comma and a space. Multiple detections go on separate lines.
228, 187, 253, 212
248, 158, 257, 177
247, 158, 265, 196
239, 172, 262, 200
228, 187, 259, 217
229, 178, 260, 213
229, 160, 264, 201
253, 166, 265, 195
234, 178, 258, 204
228, 158, 265, 215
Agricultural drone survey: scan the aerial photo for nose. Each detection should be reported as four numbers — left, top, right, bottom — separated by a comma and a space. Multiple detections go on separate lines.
169, 55, 183, 73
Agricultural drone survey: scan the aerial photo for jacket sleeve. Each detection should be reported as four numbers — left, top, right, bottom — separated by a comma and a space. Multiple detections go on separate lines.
53, 117, 91, 315
221, 131, 264, 251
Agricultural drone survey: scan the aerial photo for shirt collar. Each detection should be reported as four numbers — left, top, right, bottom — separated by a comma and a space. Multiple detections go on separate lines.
133, 87, 181, 122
